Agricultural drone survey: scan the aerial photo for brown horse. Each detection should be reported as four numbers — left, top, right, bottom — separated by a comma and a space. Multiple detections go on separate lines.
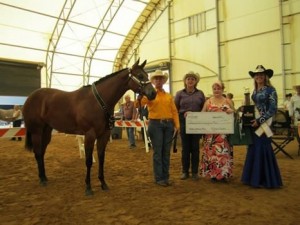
22, 59, 156, 195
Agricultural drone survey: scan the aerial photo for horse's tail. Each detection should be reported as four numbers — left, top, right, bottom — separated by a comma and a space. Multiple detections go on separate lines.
25, 130, 33, 151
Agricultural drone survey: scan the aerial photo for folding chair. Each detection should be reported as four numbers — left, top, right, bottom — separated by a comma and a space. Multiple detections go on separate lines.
271, 109, 294, 159
294, 123, 300, 156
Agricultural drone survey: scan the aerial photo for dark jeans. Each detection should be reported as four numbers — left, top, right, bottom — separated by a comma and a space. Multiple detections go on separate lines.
12, 119, 22, 141
126, 127, 135, 146
148, 120, 174, 183
179, 115, 201, 174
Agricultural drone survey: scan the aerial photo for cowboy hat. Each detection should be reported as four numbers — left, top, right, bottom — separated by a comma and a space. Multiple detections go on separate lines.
183, 71, 200, 83
212, 80, 224, 89
249, 65, 273, 78
285, 93, 292, 98
150, 69, 168, 83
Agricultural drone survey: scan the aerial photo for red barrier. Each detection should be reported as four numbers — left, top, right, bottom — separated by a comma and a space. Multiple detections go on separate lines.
0, 127, 26, 138
114, 120, 148, 128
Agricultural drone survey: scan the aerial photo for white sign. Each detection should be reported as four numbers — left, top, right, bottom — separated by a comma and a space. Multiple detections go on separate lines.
186, 112, 234, 134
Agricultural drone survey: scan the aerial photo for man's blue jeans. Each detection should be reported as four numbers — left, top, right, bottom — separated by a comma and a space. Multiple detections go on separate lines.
148, 120, 174, 183
126, 127, 135, 146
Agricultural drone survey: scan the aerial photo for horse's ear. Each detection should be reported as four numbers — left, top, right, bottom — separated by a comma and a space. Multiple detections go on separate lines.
141, 60, 147, 68
133, 58, 140, 67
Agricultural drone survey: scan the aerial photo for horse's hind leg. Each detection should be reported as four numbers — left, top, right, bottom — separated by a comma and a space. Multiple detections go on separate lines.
33, 126, 52, 185
34, 152, 47, 185
32, 133, 47, 185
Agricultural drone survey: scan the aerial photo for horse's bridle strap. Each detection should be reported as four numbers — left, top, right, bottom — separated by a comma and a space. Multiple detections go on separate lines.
128, 68, 151, 87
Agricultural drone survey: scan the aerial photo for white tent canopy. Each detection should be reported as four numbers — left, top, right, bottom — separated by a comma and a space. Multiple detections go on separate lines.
0, 0, 153, 91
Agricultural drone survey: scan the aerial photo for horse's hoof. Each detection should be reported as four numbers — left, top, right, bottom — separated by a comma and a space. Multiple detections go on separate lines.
39, 176, 48, 186
101, 184, 109, 191
39, 180, 47, 186
85, 189, 94, 196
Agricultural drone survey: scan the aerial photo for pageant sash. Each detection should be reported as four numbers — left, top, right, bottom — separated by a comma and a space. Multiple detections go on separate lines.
255, 117, 273, 137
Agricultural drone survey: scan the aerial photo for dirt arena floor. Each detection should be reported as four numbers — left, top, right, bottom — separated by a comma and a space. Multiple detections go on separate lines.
0, 132, 300, 225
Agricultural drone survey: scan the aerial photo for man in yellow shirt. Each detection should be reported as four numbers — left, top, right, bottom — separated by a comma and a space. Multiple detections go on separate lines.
141, 70, 179, 187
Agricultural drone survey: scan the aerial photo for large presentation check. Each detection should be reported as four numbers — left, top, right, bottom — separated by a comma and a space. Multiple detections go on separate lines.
186, 112, 234, 134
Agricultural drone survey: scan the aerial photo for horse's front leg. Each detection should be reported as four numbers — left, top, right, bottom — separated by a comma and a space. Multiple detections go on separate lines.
98, 145, 109, 190
84, 144, 94, 196
97, 132, 110, 191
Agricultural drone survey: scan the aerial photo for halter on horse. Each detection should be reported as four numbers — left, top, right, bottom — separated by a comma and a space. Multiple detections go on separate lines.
22, 59, 156, 195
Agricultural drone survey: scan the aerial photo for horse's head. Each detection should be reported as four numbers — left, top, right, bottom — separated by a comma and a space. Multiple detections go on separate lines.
128, 59, 156, 100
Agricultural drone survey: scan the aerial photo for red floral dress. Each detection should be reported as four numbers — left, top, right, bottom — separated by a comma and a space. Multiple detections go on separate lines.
200, 99, 233, 180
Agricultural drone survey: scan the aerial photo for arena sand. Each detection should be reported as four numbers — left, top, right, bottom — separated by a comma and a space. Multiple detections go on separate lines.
0, 133, 299, 225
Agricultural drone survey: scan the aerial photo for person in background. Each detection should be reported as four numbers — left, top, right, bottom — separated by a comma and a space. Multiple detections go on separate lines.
10, 105, 23, 141
174, 71, 206, 180
226, 93, 235, 110
121, 94, 137, 149
140, 69, 180, 187
289, 85, 300, 126
200, 80, 234, 183
241, 65, 283, 188
283, 93, 292, 118
134, 94, 149, 142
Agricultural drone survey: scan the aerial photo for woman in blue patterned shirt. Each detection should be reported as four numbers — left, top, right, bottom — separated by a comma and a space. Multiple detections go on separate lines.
241, 65, 283, 188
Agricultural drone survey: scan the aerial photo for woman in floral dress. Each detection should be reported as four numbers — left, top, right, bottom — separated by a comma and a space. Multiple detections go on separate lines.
200, 80, 234, 182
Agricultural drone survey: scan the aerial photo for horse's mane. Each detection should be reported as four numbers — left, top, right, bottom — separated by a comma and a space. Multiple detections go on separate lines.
82, 68, 128, 88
